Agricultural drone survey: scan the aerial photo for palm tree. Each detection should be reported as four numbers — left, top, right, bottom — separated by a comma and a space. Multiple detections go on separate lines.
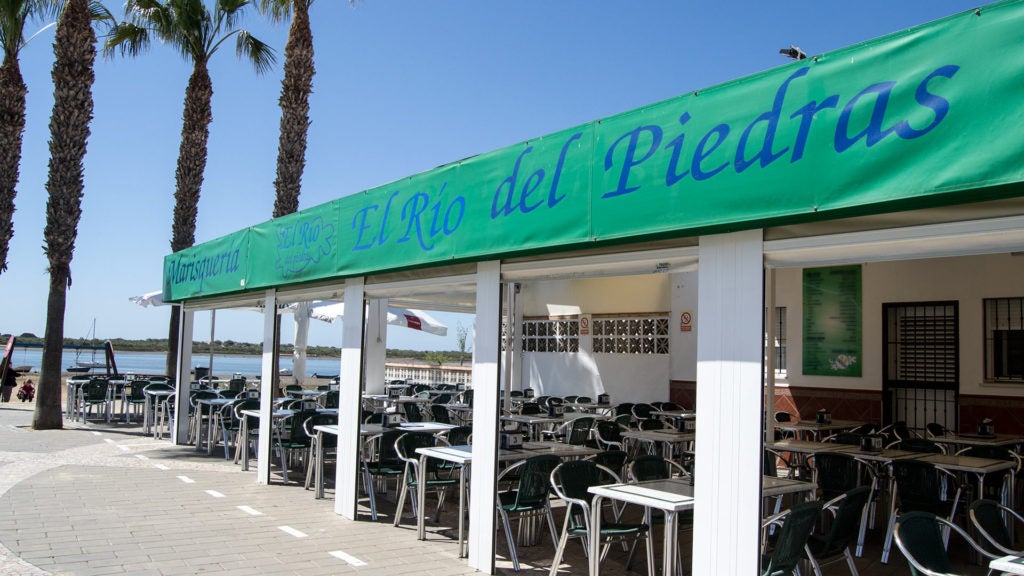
259, 0, 315, 219
0, 0, 59, 277
33, 0, 108, 429
105, 0, 275, 377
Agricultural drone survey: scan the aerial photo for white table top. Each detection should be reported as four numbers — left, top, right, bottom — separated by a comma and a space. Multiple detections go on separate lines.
932, 433, 1024, 448
359, 422, 457, 436
775, 419, 865, 433
589, 478, 695, 511
916, 453, 1017, 474
990, 554, 1024, 575
768, 439, 856, 454
762, 476, 817, 498
622, 429, 696, 443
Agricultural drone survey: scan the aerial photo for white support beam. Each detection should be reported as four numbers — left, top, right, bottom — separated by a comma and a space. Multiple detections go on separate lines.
336, 278, 366, 519
469, 261, 501, 574
257, 290, 277, 485
364, 298, 388, 395
693, 229, 765, 575
172, 308, 193, 445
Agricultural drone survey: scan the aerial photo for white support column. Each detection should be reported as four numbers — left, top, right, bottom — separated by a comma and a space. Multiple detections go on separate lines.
172, 308, 193, 445
336, 278, 366, 519
469, 261, 501, 574
511, 283, 524, 392
765, 268, 777, 445
364, 298, 388, 395
693, 229, 765, 575
257, 290, 277, 485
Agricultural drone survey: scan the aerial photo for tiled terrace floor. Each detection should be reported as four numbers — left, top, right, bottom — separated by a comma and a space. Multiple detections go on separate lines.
0, 401, 999, 575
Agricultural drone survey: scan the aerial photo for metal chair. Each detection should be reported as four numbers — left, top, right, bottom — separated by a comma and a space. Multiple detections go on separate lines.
496, 454, 560, 572
894, 511, 998, 576
79, 378, 110, 423
275, 408, 318, 483
968, 498, 1024, 556
541, 416, 594, 445
393, 432, 457, 527
593, 420, 625, 451
761, 500, 823, 576
361, 429, 405, 521
805, 487, 871, 576
882, 459, 961, 564
303, 412, 338, 493
548, 459, 654, 576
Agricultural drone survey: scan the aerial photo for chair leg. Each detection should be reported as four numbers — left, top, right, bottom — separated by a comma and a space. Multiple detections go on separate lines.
881, 508, 897, 564
548, 511, 573, 576
644, 531, 655, 576
498, 508, 520, 571
394, 480, 409, 527
844, 548, 859, 576
362, 465, 379, 521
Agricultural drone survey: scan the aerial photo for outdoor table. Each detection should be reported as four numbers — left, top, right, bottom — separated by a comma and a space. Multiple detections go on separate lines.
588, 477, 694, 576
64, 376, 91, 419
238, 408, 295, 472
621, 428, 695, 460
930, 433, 1024, 450
286, 389, 324, 399
915, 453, 1016, 507
564, 402, 607, 414
652, 409, 696, 431
413, 441, 601, 558
990, 554, 1024, 575
446, 403, 473, 425
194, 397, 234, 455
761, 476, 817, 500
775, 419, 865, 441
501, 414, 564, 441
143, 388, 175, 438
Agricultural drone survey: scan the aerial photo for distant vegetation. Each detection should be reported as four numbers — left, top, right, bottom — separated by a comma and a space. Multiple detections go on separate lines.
4, 333, 470, 364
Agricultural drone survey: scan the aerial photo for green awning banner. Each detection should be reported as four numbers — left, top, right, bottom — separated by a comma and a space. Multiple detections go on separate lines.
164, 0, 1024, 302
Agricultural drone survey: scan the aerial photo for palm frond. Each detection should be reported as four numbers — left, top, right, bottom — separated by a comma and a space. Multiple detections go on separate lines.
234, 28, 274, 74
102, 20, 148, 58
216, 0, 249, 32
256, 0, 290, 23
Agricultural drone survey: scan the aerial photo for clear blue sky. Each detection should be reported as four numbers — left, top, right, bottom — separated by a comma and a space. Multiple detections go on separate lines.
0, 0, 982, 350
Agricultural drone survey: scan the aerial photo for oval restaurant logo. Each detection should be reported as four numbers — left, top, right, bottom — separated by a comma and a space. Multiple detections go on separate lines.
275, 216, 337, 277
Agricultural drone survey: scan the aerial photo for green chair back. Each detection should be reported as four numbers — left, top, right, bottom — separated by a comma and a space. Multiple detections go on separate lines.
969, 499, 1014, 553
506, 454, 560, 511
895, 512, 952, 576
762, 501, 823, 576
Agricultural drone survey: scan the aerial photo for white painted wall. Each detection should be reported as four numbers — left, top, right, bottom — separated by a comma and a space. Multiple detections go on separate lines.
520, 274, 670, 315
517, 274, 674, 401
670, 271, 699, 382
522, 352, 669, 402
774, 253, 1024, 397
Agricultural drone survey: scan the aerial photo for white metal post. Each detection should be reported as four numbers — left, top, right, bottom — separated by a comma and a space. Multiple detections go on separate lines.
257, 290, 277, 484
469, 261, 501, 573
364, 298, 388, 395
336, 278, 366, 519
172, 308, 193, 445
693, 229, 765, 575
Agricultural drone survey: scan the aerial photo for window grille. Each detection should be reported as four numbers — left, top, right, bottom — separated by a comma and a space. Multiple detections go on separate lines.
522, 318, 579, 353
886, 303, 957, 385
765, 306, 787, 373
984, 297, 1024, 382
592, 315, 669, 355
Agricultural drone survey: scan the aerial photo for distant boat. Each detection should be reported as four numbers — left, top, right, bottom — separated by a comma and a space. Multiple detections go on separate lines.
279, 368, 293, 376
312, 372, 338, 379
11, 365, 32, 373
67, 319, 103, 373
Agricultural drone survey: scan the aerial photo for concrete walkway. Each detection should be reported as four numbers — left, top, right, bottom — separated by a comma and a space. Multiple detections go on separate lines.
0, 402, 478, 576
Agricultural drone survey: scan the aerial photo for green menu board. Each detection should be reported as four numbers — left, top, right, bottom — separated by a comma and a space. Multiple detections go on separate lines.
803, 265, 862, 377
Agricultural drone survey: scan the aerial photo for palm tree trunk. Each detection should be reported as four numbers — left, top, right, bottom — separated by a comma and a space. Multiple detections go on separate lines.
166, 61, 213, 375
0, 54, 28, 276
35, 0, 96, 430
36, 272, 68, 429
271, 0, 313, 218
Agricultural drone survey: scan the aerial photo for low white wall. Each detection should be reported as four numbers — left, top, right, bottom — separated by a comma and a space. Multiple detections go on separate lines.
522, 352, 669, 403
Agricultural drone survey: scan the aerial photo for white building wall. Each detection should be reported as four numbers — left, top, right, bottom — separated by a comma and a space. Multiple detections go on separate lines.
774, 253, 1024, 397
518, 274, 673, 401
670, 271, 699, 382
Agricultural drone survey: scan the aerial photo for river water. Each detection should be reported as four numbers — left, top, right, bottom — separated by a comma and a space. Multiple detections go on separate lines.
8, 348, 342, 378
